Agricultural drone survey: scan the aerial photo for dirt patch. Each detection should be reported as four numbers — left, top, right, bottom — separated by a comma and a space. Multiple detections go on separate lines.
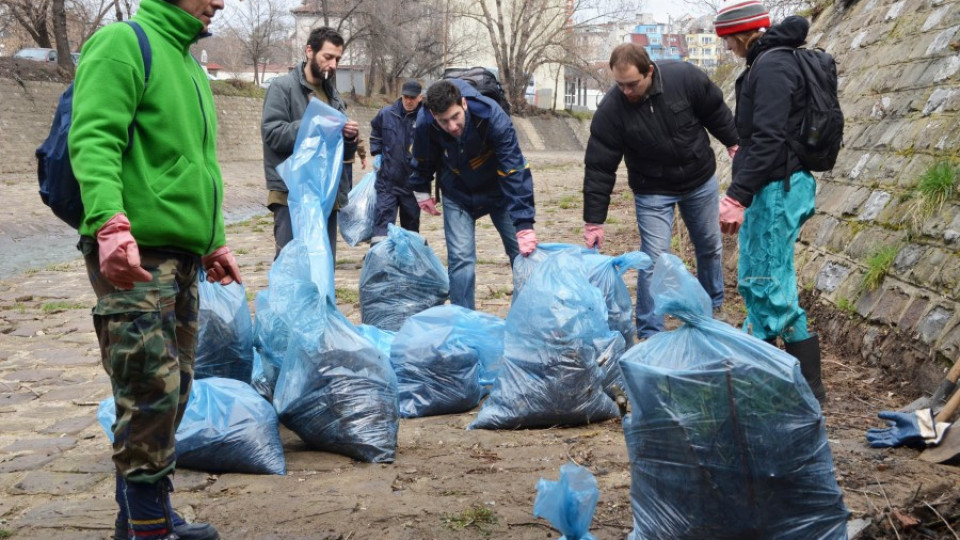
0, 57, 72, 84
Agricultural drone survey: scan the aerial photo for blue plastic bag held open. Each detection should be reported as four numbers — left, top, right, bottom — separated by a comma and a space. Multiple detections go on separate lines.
359, 224, 449, 331
266, 100, 399, 462
533, 462, 600, 540
251, 290, 288, 402
514, 243, 650, 346
195, 269, 253, 383
98, 378, 285, 475
339, 154, 380, 246
619, 254, 849, 540
470, 251, 621, 429
390, 305, 504, 418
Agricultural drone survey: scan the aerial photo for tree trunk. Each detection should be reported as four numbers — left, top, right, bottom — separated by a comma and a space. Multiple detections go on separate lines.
51, 0, 73, 74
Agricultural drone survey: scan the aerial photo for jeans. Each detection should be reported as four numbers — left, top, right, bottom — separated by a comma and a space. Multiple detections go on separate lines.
443, 196, 519, 310
634, 175, 723, 338
373, 187, 421, 237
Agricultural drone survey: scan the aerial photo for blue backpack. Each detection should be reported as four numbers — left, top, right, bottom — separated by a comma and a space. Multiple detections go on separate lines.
36, 21, 152, 229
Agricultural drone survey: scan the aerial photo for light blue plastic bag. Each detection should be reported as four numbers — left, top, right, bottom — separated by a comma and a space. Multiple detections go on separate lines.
251, 290, 288, 402
470, 251, 620, 429
195, 269, 253, 383
339, 154, 380, 246
359, 224, 449, 331
619, 254, 849, 540
97, 378, 285, 475
390, 305, 504, 418
356, 323, 396, 360
533, 463, 599, 540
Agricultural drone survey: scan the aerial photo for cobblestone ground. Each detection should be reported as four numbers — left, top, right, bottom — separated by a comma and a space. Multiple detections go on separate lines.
1, 151, 958, 539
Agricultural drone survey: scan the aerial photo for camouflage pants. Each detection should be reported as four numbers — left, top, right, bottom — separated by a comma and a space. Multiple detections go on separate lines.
81, 239, 200, 484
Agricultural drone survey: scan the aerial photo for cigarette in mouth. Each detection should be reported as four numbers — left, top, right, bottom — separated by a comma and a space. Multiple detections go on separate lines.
323, 70, 330, 80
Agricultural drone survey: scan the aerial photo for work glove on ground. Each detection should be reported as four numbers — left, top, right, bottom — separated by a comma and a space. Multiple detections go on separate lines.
584, 223, 604, 250
202, 246, 242, 286
865, 409, 949, 448
97, 213, 153, 290
414, 191, 441, 216
719, 195, 746, 235
517, 229, 538, 257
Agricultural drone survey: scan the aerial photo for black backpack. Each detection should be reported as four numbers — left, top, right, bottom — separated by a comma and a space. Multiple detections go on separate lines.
752, 47, 844, 172
442, 66, 512, 115
36, 21, 152, 229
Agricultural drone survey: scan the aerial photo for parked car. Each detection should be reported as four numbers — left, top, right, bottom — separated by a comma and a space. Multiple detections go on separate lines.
71, 52, 80, 65
14, 48, 57, 63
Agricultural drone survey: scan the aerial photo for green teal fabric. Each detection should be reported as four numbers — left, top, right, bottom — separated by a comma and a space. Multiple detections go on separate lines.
69, 0, 225, 256
737, 170, 815, 343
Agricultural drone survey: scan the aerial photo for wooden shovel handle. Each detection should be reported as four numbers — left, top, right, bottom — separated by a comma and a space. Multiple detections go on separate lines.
946, 356, 960, 383
935, 385, 960, 423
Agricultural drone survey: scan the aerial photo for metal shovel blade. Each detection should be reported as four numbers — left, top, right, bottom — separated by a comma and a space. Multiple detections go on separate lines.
918, 423, 960, 464
900, 379, 955, 414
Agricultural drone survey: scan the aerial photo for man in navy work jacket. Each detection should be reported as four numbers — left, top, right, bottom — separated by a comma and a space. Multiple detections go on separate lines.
409, 79, 537, 309
369, 79, 424, 242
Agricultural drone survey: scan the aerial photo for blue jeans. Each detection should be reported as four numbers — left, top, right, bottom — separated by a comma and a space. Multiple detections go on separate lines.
634, 176, 723, 338
443, 196, 519, 310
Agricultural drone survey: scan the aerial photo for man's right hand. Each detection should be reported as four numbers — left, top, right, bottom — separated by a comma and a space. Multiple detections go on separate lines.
343, 120, 359, 140
584, 223, 604, 249
97, 213, 152, 290
414, 191, 441, 216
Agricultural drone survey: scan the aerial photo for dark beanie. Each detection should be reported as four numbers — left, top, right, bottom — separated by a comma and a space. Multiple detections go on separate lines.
714, 0, 771, 36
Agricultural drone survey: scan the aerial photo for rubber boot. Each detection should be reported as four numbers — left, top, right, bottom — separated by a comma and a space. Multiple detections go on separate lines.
115, 475, 178, 540
115, 475, 218, 540
785, 334, 827, 403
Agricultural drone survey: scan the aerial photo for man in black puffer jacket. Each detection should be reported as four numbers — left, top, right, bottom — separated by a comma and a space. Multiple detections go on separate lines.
582, 43, 739, 339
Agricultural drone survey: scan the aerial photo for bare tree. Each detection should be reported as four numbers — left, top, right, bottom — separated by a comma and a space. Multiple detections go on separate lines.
0, 0, 54, 48
676, 0, 815, 20
453, 0, 630, 112
52, 0, 73, 72
69, 0, 124, 46
222, 0, 294, 84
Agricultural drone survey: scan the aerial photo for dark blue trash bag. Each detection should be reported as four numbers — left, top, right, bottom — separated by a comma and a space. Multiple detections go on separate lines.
98, 377, 285, 475
390, 305, 504, 418
195, 269, 253, 383
359, 224, 449, 331
273, 283, 399, 463
470, 251, 621, 429
619, 254, 849, 540
533, 462, 599, 540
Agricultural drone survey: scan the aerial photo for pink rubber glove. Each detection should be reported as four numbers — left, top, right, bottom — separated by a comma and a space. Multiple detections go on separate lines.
584, 223, 604, 249
727, 145, 739, 159
719, 196, 746, 236
202, 246, 243, 286
418, 197, 441, 216
97, 213, 153, 290
517, 229, 538, 257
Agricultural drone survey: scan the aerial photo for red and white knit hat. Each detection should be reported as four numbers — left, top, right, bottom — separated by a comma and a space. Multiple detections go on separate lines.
714, 0, 771, 36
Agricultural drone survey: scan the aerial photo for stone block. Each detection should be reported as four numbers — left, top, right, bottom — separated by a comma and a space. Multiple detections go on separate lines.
845, 228, 901, 260
801, 214, 831, 246
875, 154, 910, 187
825, 221, 860, 255
899, 295, 931, 333
13, 471, 106, 495
2, 436, 77, 454
910, 246, 948, 285
855, 282, 884, 317
884, 1, 906, 22
919, 305, 953, 344
935, 319, 960, 358
815, 260, 852, 293
0, 452, 58, 473
857, 190, 892, 221
923, 87, 960, 115
12, 496, 115, 535
39, 415, 96, 436
912, 117, 956, 152
847, 152, 872, 179
923, 52, 960, 84
897, 154, 936, 188
869, 286, 910, 326
940, 255, 960, 296
925, 24, 960, 56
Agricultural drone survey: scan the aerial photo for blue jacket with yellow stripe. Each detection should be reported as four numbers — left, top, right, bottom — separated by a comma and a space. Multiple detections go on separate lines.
408, 79, 535, 231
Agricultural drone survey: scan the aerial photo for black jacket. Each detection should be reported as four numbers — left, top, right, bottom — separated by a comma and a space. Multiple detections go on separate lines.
728, 16, 810, 207
583, 60, 737, 224
370, 99, 419, 194
261, 62, 358, 207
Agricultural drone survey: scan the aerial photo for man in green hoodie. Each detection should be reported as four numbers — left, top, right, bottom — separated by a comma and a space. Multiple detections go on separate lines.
69, 1, 236, 538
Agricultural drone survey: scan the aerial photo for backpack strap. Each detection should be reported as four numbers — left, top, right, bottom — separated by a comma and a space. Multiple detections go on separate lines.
123, 21, 152, 84
121, 21, 151, 149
